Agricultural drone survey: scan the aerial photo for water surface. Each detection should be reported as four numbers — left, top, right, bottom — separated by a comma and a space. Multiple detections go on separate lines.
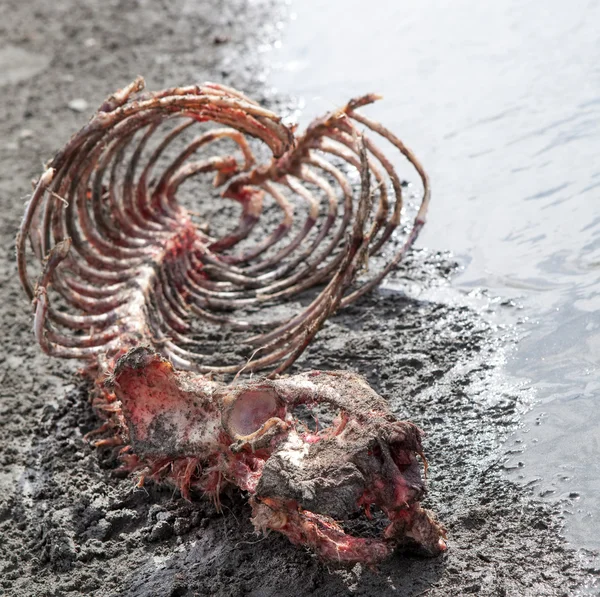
266, 0, 600, 553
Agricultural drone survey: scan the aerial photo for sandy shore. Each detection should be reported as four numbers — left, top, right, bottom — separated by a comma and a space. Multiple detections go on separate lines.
0, 0, 594, 595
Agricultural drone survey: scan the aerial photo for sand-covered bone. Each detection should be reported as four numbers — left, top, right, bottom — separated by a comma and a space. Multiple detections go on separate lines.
105, 347, 446, 563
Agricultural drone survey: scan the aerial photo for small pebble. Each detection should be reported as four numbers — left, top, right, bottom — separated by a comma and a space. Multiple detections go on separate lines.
173, 517, 190, 536
68, 98, 89, 113
149, 520, 172, 542
156, 511, 174, 523
92, 519, 111, 541
147, 504, 164, 523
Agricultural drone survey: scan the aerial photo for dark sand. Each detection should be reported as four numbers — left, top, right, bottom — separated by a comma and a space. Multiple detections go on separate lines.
0, 1, 596, 595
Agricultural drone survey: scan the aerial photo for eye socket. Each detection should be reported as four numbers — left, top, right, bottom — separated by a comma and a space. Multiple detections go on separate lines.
370, 441, 412, 473
390, 442, 413, 472
225, 388, 282, 438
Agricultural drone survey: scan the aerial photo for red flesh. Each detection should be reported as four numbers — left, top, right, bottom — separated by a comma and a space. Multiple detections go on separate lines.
103, 347, 446, 564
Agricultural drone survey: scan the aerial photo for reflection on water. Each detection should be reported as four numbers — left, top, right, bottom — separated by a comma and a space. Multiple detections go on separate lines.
267, 0, 600, 551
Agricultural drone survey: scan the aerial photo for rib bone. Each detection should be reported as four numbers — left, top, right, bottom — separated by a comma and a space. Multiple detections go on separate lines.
17, 78, 429, 377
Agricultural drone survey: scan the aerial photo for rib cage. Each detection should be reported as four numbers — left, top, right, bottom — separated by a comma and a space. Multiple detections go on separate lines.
16, 77, 430, 377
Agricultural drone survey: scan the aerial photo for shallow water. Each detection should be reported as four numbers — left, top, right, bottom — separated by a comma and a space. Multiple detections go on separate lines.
266, 0, 600, 553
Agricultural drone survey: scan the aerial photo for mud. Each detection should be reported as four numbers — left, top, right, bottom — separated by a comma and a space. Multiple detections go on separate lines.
0, 0, 597, 596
